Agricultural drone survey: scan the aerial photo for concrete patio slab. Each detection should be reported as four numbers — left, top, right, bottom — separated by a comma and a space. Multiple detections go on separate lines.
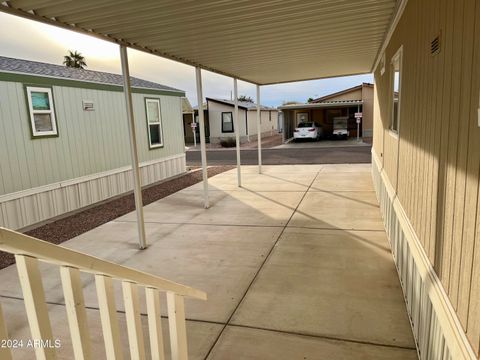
0, 164, 417, 359
208, 326, 418, 360
239, 165, 323, 174
118, 223, 282, 322
116, 188, 304, 227
0, 221, 182, 301
1, 297, 222, 360
231, 228, 415, 348
321, 163, 372, 173
188, 190, 304, 227
115, 190, 229, 223
288, 190, 384, 230
311, 171, 374, 192
184, 172, 316, 192
0, 223, 282, 323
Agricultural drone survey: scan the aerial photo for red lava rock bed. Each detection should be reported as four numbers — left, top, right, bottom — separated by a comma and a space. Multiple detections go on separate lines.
0, 166, 234, 270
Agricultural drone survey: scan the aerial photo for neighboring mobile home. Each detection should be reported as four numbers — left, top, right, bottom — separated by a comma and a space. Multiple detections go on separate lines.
279, 83, 374, 141
206, 98, 278, 144
0, 56, 186, 230
181, 97, 196, 144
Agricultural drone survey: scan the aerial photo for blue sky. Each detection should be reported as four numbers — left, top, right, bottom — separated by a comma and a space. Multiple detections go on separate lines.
0, 12, 373, 107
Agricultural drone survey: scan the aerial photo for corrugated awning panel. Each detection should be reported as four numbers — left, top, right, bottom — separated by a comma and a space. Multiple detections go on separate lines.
0, 0, 397, 84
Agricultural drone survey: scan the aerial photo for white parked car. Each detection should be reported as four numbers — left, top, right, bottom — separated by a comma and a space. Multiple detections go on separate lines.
333, 117, 349, 139
293, 122, 323, 141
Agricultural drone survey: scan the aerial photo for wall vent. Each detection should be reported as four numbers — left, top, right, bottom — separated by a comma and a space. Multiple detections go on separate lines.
82, 100, 94, 111
431, 34, 441, 55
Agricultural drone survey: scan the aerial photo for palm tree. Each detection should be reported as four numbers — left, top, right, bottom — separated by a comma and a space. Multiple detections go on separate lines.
238, 95, 254, 103
63, 50, 87, 69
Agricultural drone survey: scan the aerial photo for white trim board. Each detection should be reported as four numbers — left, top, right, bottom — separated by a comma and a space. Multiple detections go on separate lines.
372, 0, 409, 73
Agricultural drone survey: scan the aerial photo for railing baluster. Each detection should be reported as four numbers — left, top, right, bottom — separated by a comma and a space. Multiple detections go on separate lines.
15, 254, 57, 360
0, 302, 13, 360
145, 288, 165, 360
122, 281, 146, 360
166, 292, 188, 360
0, 228, 206, 360
60, 266, 92, 360
94, 275, 123, 360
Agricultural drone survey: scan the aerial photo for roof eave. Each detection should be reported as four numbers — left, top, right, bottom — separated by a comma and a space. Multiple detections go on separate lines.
278, 100, 363, 110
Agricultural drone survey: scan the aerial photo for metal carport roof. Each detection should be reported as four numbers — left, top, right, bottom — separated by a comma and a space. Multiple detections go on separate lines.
0, 0, 398, 85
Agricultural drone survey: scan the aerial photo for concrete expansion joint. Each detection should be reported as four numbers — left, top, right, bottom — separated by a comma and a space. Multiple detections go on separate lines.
203, 169, 321, 358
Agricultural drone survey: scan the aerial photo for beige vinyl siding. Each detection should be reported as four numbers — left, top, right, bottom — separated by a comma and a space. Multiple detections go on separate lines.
361, 85, 374, 135
0, 81, 184, 196
373, 0, 480, 355
321, 88, 363, 102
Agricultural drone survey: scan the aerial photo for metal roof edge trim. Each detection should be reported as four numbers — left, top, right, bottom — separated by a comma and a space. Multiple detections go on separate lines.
278, 100, 363, 110
260, 71, 371, 86
0, 70, 186, 96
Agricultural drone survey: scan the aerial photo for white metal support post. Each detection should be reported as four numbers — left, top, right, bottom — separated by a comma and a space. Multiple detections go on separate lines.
120, 45, 147, 249
256, 85, 262, 174
233, 78, 242, 187
195, 67, 209, 208
192, 112, 197, 147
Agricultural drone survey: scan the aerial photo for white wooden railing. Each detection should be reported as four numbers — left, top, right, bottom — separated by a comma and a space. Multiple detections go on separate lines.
0, 227, 207, 360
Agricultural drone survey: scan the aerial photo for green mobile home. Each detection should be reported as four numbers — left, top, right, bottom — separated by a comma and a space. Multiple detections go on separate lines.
0, 56, 186, 230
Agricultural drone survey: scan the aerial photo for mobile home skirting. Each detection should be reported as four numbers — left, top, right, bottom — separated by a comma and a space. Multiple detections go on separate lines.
0, 154, 186, 230
372, 149, 476, 360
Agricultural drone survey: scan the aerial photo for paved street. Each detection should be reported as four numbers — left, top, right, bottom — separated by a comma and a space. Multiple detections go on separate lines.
186, 145, 372, 166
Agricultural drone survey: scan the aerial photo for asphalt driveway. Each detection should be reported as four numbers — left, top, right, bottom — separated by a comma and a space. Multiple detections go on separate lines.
186, 145, 372, 166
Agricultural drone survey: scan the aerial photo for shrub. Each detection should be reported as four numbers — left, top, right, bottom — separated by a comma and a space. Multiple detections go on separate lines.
220, 137, 237, 148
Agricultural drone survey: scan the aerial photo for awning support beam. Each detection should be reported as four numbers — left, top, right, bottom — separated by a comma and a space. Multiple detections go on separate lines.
256, 85, 262, 174
195, 67, 209, 208
119, 45, 147, 249
233, 78, 242, 187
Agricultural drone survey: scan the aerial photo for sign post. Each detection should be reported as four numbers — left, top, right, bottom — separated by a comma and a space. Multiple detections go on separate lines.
355, 112, 362, 142
191, 121, 197, 147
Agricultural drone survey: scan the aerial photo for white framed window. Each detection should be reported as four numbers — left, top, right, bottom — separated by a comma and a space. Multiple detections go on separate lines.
390, 47, 403, 133
221, 112, 234, 133
145, 98, 163, 148
26, 86, 58, 137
